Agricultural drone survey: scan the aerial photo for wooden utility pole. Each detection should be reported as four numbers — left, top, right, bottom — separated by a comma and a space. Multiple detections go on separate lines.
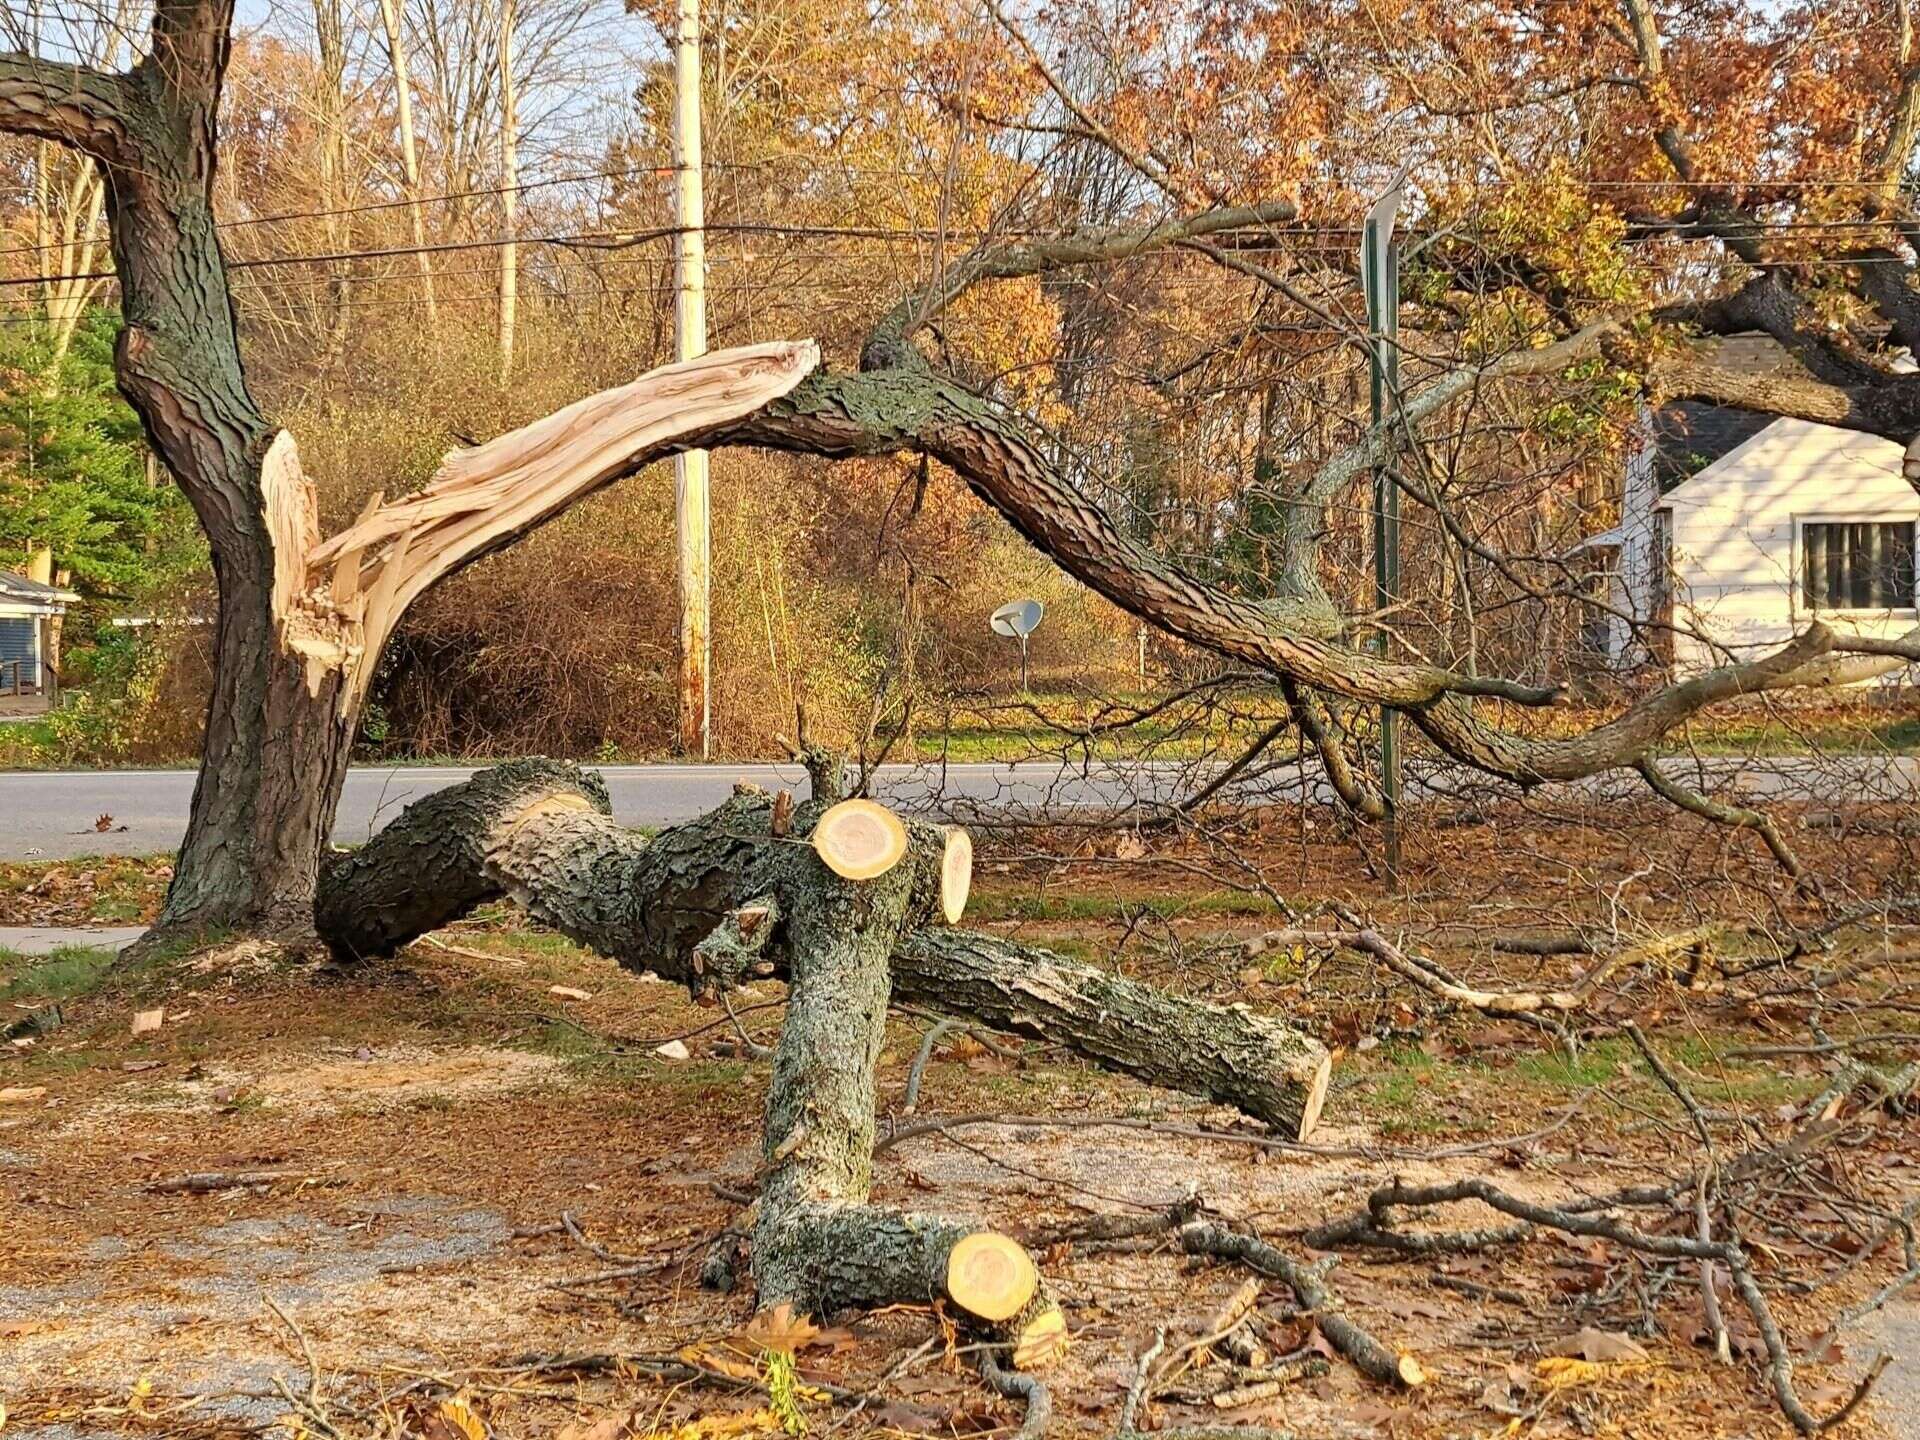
673, 0, 711, 757
496, 0, 518, 383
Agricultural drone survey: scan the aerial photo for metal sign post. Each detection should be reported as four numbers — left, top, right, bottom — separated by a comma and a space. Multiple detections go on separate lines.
1362, 174, 1407, 889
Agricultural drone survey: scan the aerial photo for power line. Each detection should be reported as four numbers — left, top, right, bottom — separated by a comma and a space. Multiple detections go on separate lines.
9, 209, 1915, 294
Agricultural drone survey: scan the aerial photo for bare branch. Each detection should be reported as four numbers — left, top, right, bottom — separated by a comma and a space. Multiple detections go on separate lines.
862, 203, 1298, 369
1635, 757, 1808, 883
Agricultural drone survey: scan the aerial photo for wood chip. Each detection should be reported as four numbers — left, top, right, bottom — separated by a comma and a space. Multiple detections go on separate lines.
130, 1008, 165, 1035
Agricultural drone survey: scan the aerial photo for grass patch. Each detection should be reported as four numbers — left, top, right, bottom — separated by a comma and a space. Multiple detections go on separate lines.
1338, 1042, 1478, 1137
0, 944, 121, 1003
0, 853, 173, 925
1511, 1037, 1633, 1091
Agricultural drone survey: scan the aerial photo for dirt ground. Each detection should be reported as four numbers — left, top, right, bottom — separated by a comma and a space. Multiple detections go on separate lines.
3, 804, 1918, 1440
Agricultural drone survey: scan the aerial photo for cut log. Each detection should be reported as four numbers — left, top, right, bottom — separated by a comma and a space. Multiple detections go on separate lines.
315, 760, 1332, 1138
947, 1231, 1037, 1321
941, 827, 973, 924
893, 930, 1332, 1141
812, 798, 910, 880
743, 800, 1064, 1362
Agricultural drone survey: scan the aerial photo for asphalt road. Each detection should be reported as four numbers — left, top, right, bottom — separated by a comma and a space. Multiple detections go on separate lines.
0, 761, 1188, 858
0, 754, 1915, 859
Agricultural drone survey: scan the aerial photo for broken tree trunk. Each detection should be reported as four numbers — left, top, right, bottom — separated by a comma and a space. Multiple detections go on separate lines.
315, 760, 1331, 1143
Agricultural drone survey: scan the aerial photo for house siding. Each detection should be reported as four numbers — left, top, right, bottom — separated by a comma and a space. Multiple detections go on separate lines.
1605, 407, 1663, 664
1649, 419, 1920, 675
0, 616, 36, 688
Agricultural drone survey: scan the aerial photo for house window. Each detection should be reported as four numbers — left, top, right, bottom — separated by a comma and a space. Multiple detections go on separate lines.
1802, 522, 1918, 611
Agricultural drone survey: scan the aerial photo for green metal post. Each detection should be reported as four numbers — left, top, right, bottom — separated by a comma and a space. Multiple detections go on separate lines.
1363, 200, 1403, 888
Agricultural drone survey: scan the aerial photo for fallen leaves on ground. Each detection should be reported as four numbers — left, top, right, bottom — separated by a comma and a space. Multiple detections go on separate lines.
1549, 1327, 1651, 1363
638, 1409, 784, 1440
556, 1415, 631, 1440
736, 1304, 821, 1356
425, 1392, 488, 1440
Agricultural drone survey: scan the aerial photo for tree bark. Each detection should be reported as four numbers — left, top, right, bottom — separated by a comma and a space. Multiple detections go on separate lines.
746, 830, 1064, 1358
313, 759, 1332, 1139
0, 3, 360, 939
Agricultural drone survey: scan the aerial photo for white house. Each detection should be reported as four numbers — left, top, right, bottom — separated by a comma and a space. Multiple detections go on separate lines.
1585, 396, 1920, 679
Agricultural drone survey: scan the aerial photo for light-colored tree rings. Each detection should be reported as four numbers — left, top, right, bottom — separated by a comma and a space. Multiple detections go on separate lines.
812, 799, 911, 879
946, 1230, 1039, 1321
1011, 1304, 1070, 1369
941, 827, 973, 924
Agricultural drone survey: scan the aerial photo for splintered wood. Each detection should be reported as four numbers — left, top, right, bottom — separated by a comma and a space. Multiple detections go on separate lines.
265, 340, 820, 709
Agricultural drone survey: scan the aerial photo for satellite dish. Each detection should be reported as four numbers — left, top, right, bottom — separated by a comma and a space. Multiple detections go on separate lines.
989, 599, 1044, 691
989, 599, 1044, 639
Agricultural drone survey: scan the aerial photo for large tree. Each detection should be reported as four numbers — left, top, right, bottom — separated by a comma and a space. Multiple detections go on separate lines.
1, 0, 1916, 941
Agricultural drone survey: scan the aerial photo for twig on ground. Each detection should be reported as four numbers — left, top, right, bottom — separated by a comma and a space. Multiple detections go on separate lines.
150, 1169, 330, 1193
1349, 1176, 1887, 1434
561, 1210, 653, 1266
979, 1352, 1051, 1440
264, 1305, 324, 1413
417, 933, 526, 967
718, 989, 774, 1059
904, 1018, 963, 1113
1111, 1325, 1300, 1440
1625, 1021, 1716, 1156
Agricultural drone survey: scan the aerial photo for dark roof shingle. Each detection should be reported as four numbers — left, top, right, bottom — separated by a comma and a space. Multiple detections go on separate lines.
0, 570, 79, 605
1650, 401, 1778, 492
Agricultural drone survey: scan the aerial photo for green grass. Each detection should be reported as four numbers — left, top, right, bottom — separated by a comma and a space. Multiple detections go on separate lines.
1654, 713, 1920, 756
1511, 1036, 1633, 1090
0, 944, 121, 1003
1337, 1042, 1480, 1137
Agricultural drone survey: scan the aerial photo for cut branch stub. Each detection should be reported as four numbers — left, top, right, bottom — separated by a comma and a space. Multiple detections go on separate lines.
946, 1230, 1037, 1321
941, 827, 973, 924
813, 799, 910, 880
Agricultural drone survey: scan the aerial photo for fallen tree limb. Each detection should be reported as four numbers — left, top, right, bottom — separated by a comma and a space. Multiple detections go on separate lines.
1172, 1218, 1426, 1389
316, 760, 1331, 1139
1041, 1205, 1423, 1391
743, 818, 1067, 1364
1635, 757, 1808, 884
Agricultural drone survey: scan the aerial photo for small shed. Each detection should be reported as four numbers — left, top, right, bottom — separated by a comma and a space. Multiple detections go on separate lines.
0, 569, 80, 705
